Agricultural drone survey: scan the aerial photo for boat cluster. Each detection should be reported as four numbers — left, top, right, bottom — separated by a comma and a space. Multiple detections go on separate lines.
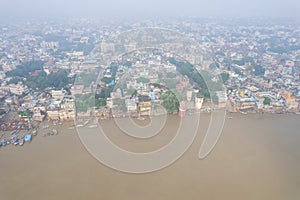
0, 130, 36, 148
43, 129, 58, 137
0, 120, 33, 132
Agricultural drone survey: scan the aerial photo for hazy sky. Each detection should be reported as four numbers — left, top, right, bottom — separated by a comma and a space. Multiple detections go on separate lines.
1, 0, 299, 19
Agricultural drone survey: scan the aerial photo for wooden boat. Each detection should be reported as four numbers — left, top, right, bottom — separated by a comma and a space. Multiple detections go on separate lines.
19, 139, 24, 146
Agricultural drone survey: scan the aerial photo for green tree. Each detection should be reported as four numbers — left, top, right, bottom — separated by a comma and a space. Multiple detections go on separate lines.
75, 94, 95, 112
234, 68, 242, 75
160, 91, 179, 114
136, 77, 150, 84
263, 97, 271, 105
223, 58, 232, 68
0, 109, 5, 116
102, 77, 114, 84
253, 65, 265, 76
7, 77, 23, 84
123, 61, 132, 67
211, 93, 219, 104
113, 98, 127, 112
169, 58, 208, 90
24, 69, 73, 90
18, 109, 33, 118
97, 85, 115, 99
166, 72, 176, 78
6, 60, 45, 77
165, 79, 177, 89
220, 72, 229, 84
95, 99, 107, 108
233, 59, 244, 66
209, 62, 220, 69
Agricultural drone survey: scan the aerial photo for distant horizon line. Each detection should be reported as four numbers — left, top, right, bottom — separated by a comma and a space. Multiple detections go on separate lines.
0, 15, 300, 24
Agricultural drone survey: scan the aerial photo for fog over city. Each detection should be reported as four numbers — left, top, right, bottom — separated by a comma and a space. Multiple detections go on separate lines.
1, 0, 300, 19
1, 0, 300, 199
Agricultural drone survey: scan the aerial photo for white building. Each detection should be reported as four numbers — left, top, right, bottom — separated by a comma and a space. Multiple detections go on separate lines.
51, 90, 66, 100
195, 97, 204, 110
187, 90, 193, 102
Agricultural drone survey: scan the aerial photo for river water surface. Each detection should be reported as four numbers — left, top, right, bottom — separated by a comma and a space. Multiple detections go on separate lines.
0, 113, 300, 200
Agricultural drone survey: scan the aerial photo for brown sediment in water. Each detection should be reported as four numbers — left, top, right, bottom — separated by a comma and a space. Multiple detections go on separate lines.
0, 114, 300, 200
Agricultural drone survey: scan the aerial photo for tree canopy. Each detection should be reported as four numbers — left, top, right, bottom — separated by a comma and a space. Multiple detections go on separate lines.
253, 65, 265, 76
75, 94, 94, 112
160, 90, 179, 114
169, 58, 208, 89
0, 109, 5, 116
25, 69, 73, 90
220, 72, 230, 84
263, 97, 271, 105
6, 60, 45, 77
5, 60, 73, 90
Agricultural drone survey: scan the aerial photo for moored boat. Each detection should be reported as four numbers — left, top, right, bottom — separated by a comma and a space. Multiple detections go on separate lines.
51, 129, 58, 135
24, 134, 32, 142
14, 139, 19, 145
1, 139, 8, 146
32, 130, 37, 136
19, 138, 24, 146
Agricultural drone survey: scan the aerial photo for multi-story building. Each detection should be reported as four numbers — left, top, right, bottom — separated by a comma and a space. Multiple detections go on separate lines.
8, 83, 29, 95
51, 90, 66, 100
138, 95, 152, 116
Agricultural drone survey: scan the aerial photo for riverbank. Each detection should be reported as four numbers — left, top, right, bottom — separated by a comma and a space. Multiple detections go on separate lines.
0, 120, 75, 149
1, 110, 299, 150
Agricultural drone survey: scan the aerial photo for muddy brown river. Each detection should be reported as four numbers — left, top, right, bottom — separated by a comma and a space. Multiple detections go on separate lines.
0, 113, 300, 200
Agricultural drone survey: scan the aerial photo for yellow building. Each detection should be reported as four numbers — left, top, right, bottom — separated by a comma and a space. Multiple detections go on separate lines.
239, 91, 244, 97
138, 101, 152, 116
282, 92, 296, 103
